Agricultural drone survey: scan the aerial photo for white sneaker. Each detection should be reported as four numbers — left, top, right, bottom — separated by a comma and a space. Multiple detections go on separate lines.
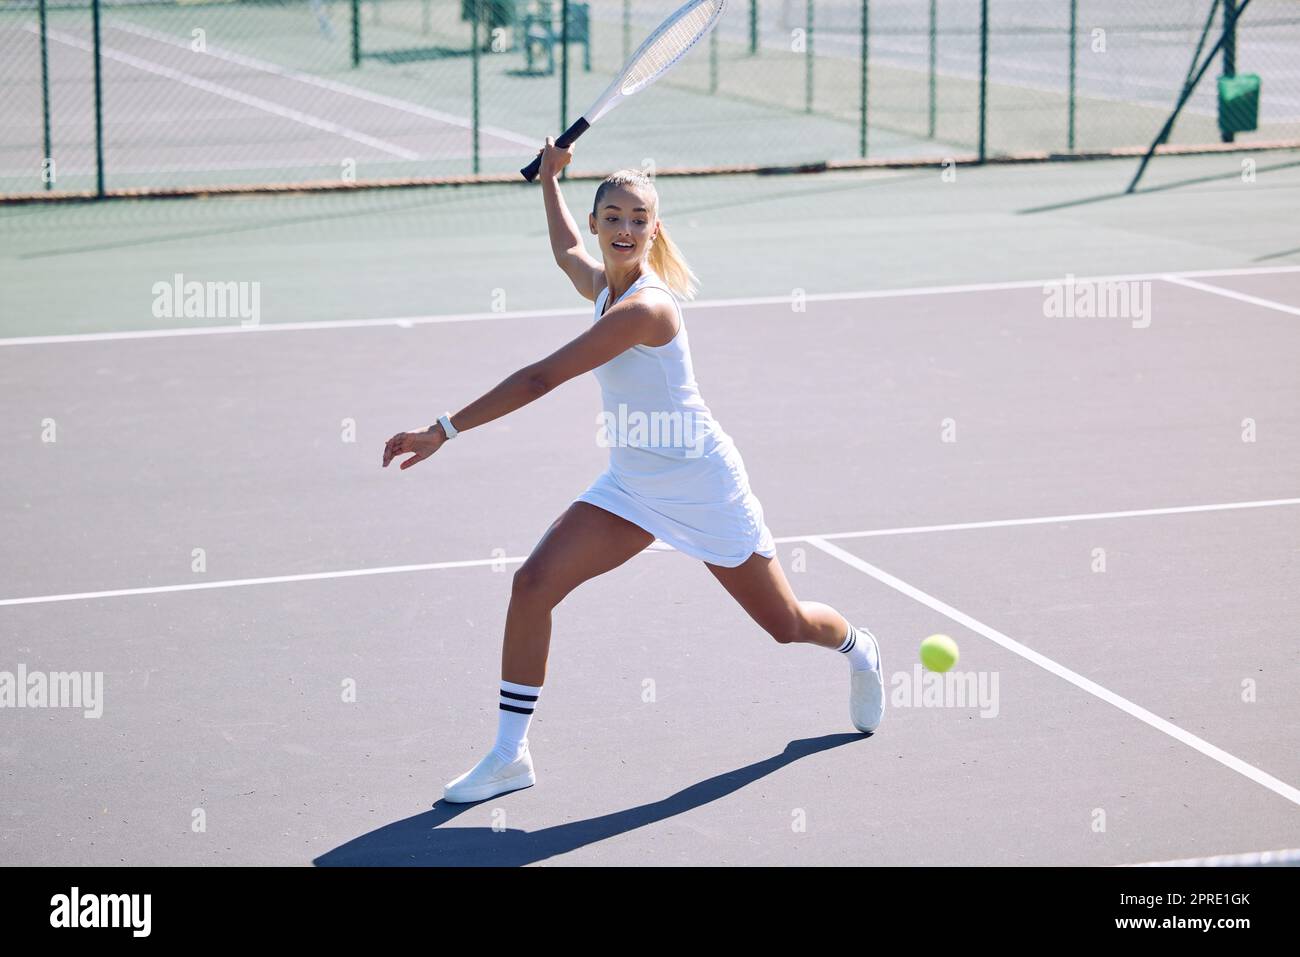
443, 745, 536, 803
849, 627, 884, 734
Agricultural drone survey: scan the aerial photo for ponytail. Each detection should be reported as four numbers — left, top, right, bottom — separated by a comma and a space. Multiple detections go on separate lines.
648, 222, 699, 301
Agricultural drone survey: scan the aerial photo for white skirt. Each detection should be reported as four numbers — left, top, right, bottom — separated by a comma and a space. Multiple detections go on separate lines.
573, 437, 777, 568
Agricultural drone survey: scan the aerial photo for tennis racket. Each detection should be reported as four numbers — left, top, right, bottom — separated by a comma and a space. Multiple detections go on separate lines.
520, 0, 728, 182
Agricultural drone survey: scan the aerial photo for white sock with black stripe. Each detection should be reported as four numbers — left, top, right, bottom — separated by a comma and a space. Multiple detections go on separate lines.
492, 679, 542, 763
836, 623, 878, 672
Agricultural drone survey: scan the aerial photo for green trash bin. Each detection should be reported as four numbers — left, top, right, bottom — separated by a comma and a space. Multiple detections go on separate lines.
1218, 73, 1261, 134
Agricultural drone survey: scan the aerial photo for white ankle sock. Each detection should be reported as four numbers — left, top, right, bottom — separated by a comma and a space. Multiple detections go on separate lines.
836, 623, 878, 672
492, 679, 541, 762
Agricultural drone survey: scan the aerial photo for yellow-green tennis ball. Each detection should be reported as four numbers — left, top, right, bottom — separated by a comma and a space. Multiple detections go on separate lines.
920, 634, 959, 673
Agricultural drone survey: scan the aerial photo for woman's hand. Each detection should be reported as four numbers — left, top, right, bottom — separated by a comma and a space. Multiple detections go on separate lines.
382, 424, 445, 470
536, 135, 574, 180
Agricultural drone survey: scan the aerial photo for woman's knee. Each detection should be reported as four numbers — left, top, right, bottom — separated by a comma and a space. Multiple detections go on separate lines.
766, 609, 810, 645
511, 562, 564, 607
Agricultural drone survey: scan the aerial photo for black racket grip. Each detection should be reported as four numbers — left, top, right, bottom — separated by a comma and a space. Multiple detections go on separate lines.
520, 117, 591, 182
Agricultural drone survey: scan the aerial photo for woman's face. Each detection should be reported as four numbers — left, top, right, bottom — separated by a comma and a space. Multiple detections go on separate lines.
590, 184, 659, 264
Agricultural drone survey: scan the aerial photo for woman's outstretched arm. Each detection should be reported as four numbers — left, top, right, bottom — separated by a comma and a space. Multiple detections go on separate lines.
382, 299, 670, 471
382, 366, 542, 470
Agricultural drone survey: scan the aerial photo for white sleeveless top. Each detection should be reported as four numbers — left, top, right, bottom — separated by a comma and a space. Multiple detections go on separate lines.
591, 269, 729, 474
576, 269, 777, 567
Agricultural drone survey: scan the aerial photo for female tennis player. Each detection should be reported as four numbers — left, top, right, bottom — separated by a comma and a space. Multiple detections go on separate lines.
383, 137, 884, 804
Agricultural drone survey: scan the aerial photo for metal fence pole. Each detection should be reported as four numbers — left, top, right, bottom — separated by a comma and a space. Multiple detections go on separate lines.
927, 0, 936, 139
860, 0, 868, 157
472, 0, 480, 173
710, 26, 718, 93
805, 0, 814, 113
1223, 0, 1238, 75
623, 0, 630, 63
1222, 0, 1238, 143
750, 0, 758, 55
978, 0, 987, 162
351, 0, 360, 67
92, 0, 104, 196
39, 0, 51, 190
561, 0, 569, 179
1126, 0, 1253, 193
1068, 0, 1077, 150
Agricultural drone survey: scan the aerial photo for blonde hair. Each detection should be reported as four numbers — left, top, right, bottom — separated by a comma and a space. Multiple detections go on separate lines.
593, 169, 700, 301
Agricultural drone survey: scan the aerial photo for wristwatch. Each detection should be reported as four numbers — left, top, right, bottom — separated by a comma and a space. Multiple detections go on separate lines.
437, 412, 459, 440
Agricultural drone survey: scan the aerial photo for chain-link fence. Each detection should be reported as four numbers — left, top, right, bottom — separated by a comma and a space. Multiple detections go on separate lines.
3, 0, 1298, 197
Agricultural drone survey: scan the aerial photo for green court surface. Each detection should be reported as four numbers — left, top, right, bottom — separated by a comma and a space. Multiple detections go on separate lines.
3, 150, 1298, 340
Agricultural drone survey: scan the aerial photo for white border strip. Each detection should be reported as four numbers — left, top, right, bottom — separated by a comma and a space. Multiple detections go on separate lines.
4, 265, 1299, 348
801, 536, 1300, 809
4, 497, 1296, 608
1163, 275, 1300, 317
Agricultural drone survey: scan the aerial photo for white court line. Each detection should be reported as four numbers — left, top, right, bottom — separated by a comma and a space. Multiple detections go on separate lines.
775, 497, 1300, 543
4, 264, 1299, 348
33, 26, 421, 160
107, 19, 538, 148
0, 556, 512, 608
0, 143, 523, 177
801, 536, 1300, 809
738, 16, 1300, 119
3, 496, 1296, 607
0, 305, 593, 347
817, 34, 1289, 120
1124, 847, 1300, 867
1, 157, 462, 177
1162, 275, 1300, 317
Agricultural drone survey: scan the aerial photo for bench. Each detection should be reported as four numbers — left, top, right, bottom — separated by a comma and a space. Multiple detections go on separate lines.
520, 0, 591, 75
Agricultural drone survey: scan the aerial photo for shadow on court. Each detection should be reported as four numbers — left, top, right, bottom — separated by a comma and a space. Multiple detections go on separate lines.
314, 732, 865, 866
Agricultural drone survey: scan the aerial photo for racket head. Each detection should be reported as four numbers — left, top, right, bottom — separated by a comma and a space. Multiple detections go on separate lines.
619, 0, 728, 97
520, 0, 727, 180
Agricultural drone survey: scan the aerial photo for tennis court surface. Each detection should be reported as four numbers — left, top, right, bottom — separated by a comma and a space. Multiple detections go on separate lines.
1, 150, 1297, 866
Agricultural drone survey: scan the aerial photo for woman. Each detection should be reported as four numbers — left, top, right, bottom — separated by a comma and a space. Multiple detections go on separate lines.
383, 137, 884, 804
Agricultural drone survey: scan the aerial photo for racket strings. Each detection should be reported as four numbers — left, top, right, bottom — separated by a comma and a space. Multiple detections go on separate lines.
622, 1, 722, 94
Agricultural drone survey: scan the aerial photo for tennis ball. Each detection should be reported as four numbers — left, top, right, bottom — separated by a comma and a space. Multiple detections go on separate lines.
920, 634, 959, 673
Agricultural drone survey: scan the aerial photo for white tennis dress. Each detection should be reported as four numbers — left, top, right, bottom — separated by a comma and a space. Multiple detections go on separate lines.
572, 269, 777, 568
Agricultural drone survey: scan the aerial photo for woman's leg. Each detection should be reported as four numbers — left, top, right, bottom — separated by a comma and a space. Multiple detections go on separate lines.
504, 501, 655, 686
444, 502, 655, 798
704, 550, 850, 649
